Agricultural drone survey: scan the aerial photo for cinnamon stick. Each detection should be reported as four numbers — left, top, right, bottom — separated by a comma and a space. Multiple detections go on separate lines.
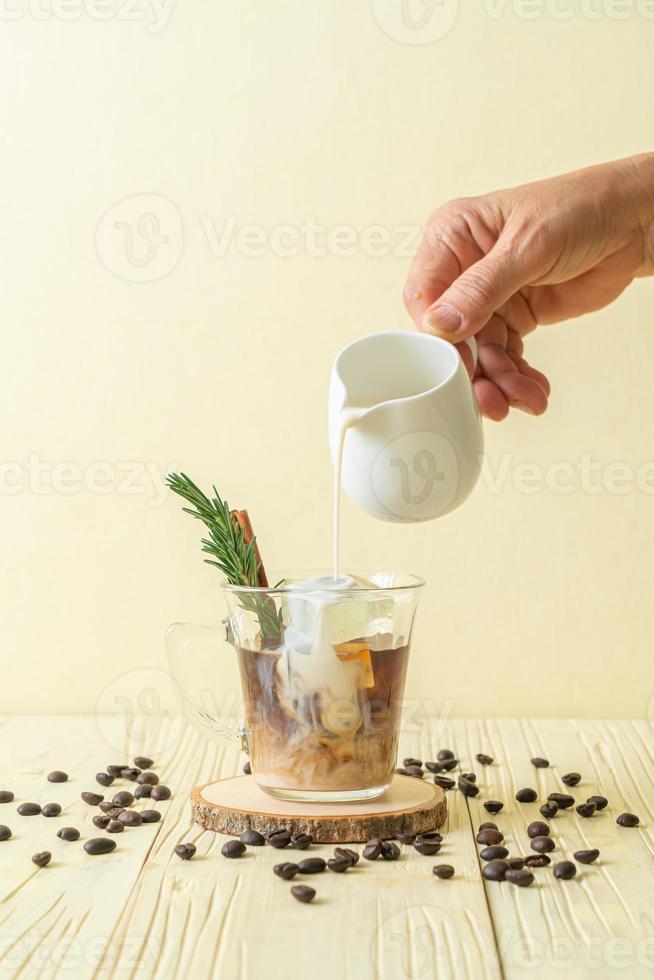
230, 509, 269, 588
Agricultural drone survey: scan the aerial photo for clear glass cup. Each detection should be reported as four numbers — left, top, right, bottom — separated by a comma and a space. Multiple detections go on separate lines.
166, 570, 423, 803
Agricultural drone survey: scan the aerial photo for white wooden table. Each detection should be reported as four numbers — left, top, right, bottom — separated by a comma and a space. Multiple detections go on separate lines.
0, 716, 652, 979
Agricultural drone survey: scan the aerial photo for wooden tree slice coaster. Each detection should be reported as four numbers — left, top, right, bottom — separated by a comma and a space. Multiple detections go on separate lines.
191, 773, 446, 842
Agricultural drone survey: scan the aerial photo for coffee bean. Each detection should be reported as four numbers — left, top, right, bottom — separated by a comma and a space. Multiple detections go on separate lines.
121, 768, 141, 782
81, 792, 103, 806
0, 791, 15, 803
480, 845, 509, 861
112, 792, 134, 807
527, 821, 550, 839
175, 843, 196, 860
32, 851, 51, 867
0, 826, 11, 841
363, 840, 382, 860
47, 771, 68, 783
530, 836, 555, 853
420, 832, 443, 841
240, 829, 265, 847
381, 841, 401, 861
525, 854, 551, 867
134, 757, 153, 769
562, 772, 581, 787
103, 806, 125, 819
437, 749, 455, 761
548, 793, 574, 809
425, 761, 444, 773
482, 859, 509, 881
587, 795, 608, 811
403, 757, 423, 768
539, 802, 559, 819
476, 829, 503, 846
553, 860, 577, 879
327, 857, 351, 873
441, 759, 458, 772
460, 773, 477, 783
291, 884, 315, 903
266, 830, 291, 849
93, 815, 110, 829
290, 833, 313, 850
476, 754, 493, 766
484, 801, 504, 814
95, 773, 114, 787
137, 772, 159, 786
478, 822, 498, 831
99, 801, 117, 813
140, 810, 161, 824
106, 765, 126, 777
118, 811, 143, 827
298, 857, 326, 874
506, 869, 534, 887
396, 767, 423, 779
617, 812, 639, 827
413, 838, 441, 856
84, 838, 117, 855
574, 848, 600, 864
397, 833, 416, 845
434, 776, 455, 790
458, 777, 479, 797
135, 785, 152, 799
151, 785, 171, 802
432, 864, 455, 879
531, 757, 549, 768
515, 788, 538, 803
107, 820, 124, 834
274, 862, 299, 879
222, 840, 246, 858
576, 802, 596, 818
57, 827, 79, 841
506, 858, 526, 870
334, 847, 359, 866
17, 803, 41, 816
42, 803, 62, 818
243, 761, 251, 775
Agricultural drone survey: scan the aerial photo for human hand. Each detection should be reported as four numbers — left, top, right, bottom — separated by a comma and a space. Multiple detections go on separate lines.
404, 155, 654, 420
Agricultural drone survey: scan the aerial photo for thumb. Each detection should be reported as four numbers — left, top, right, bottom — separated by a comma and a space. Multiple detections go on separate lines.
422, 243, 529, 340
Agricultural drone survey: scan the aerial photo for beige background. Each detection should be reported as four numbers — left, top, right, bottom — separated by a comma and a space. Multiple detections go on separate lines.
1, 1, 653, 719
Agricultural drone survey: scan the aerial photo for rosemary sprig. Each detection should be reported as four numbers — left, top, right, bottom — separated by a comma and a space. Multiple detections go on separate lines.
166, 472, 284, 647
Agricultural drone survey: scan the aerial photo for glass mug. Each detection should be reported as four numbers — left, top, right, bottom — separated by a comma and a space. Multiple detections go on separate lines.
166, 570, 424, 803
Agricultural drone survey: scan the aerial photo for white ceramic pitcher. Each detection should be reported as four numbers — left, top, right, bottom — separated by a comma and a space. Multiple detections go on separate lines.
328, 332, 483, 523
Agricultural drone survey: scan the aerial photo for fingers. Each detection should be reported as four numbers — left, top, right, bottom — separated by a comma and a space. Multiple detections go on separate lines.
477, 343, 549, 417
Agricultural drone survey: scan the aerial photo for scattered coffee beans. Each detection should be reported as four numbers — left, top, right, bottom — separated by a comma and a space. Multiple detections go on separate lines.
175, 843, 196, 860
476, 829, 503, 846
437, 750, 455, 761
141, 810, 161, 824
240, 829, 265, 847
334, 847, 359, 866
460, 773, 477, 783
396, 766, 423, 779
291, 884, 315, 903
574, 848, 600, 864
42, 803, 62, 818
381, 841, 401, 861
222, 840, 246, 858
413, 838, 440, 856
506, 869, 534, 887
81, 792, 103, 806
84, 838, 117, 855
106, 765, 126, 777
121, 768, 141, 782
531, 757, 549, 768
617, 812, 639, 827
553, 860, 577, 879
134, 757, 153, 769
93, 814, 111, 829
516, 788, 538, 803
527, 821, 550, 839
548, 793, 574, 809
403, 757, 422, 768
478, 822, 497, 831
107, 821, 124, 834
434, 776, 455, 791
363, 840, 382, 860
540, 802, 559, 819
576, 802, 596, 818
32, 851, 51, 867
267, 830, 292, 849
118, 811, 143, 827
327, 857, 351, 873
17, 803, 41, 816
242, 761, 251, 775
274, 862, 299, 879
298, 857, 326, 874
0, 791, 15, 803
525, 854, 551, 867
151, 785, 171, 802
562, 773, 581, 787
425, 761, 444, 773
506, 858, 526, 870
135, 785, 152, 799
96, 773, 114, 787
47, 771, 68, 783
0, 826, 11, 841
57, 827, 79, 841
480, 845, 509, 862
484, 801, 504, 814
432, 864, 455, 879
291, 833, 313, 850
137, 772, 159, 786
530, 836, 555, 853
482, 859, 509, 881
441, 759, 458, 772
397, 833, 417, 845
476, 753, 493, 766
587, 795, 608, 811
458, 777, 479, 798
112, 792, 134, 808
